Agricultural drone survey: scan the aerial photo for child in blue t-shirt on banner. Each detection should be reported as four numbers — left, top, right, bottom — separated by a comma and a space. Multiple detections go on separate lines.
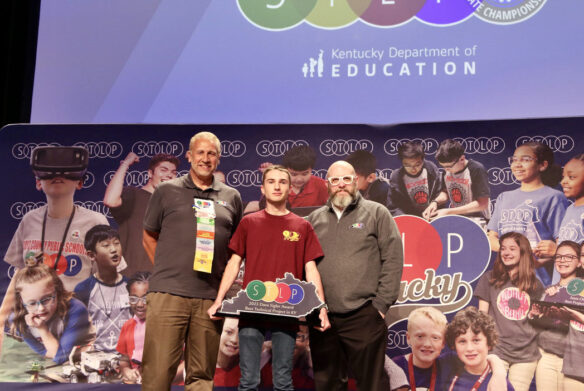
445, 307, 515, 391
558, 154, 584, 246
387, 306, 508, 391
487, 141, 570, 286
9, 262, 94, 364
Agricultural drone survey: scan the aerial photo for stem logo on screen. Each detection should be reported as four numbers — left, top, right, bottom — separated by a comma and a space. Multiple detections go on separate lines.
237, 0, 547, 30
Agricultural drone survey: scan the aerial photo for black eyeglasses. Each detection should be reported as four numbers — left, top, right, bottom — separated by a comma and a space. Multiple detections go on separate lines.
554, 254, 578, 262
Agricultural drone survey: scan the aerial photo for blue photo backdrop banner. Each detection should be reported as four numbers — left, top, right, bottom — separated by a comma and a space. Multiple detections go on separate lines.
0, 119, 582, 388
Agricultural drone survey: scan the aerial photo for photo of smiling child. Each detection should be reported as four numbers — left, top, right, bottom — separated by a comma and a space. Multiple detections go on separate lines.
445, 306, 515, 391
487, 141, 570, 285
558, 154, 584, 244
213, 317, 241, 387
389, 307, 449, 390
388, 306, 508, 391
530, 241, 584, 391
475, 232, 544, 391
9, 262, 94, 364
74, 225, 131, 353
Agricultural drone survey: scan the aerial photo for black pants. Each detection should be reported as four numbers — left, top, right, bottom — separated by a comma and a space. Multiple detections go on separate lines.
309, 302, 388, 391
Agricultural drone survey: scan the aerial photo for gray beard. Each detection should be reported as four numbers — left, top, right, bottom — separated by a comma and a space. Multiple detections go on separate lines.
332, 192, 354, 210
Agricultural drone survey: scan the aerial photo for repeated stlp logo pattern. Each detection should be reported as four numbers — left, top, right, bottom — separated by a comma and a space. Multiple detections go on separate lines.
378, 168, 393, 180
10, 202, 46, 220
237, 0, 547, 30
12, 142, 61, 159
73, 142, 123, 159
384, 138, 439, 156
220, 140, 247, 158
312, 169, 328, 180
74, 201, 112, 218
515, 135, 575, 153
104, 170, 149, 188
452, 137, 506, 155
10, 200, 110, 221
82, 171, 96, 189
487, 167, 519, 186
226, 170, 263, 187
256, 139, 309, 157
131, 141, 184, 157
319, 139, 373, 157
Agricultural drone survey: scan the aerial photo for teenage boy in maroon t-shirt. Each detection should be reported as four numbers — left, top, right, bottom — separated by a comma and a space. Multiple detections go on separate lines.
208, 164, 330, 390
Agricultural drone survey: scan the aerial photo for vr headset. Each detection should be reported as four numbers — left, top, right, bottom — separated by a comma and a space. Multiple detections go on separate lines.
30, 146, 89, 180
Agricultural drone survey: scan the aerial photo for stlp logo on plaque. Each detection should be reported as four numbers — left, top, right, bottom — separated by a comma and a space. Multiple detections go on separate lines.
217, 273, 325, 321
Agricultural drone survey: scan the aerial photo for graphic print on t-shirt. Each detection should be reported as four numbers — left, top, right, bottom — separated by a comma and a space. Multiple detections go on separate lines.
87, 282, 130, 352
498, 199, 540, 235
283, 230, 300, 242
404, 169, 430, 207
558, 209, 584, 243
496, 287, 530, 320
444, 168, 472, 207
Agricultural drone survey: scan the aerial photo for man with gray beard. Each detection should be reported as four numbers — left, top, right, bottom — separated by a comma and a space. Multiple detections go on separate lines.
306, 161, 404, 391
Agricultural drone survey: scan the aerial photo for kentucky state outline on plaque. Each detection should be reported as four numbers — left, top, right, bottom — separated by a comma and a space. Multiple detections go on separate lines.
219, 273, 324, 318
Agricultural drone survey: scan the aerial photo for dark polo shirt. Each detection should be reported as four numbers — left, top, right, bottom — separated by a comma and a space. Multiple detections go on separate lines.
144, 174, 242, 299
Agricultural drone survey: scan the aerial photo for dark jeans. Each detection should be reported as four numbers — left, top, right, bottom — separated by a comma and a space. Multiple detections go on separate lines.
238, 326, 296, 391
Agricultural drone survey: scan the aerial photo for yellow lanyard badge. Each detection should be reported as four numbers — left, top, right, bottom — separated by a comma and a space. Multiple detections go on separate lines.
193, 198, 215, 273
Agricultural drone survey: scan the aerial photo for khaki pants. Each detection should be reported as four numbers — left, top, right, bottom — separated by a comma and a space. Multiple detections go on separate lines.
141, 292, 223, 391
500, 359, 537, 391
536, 348, 584, 391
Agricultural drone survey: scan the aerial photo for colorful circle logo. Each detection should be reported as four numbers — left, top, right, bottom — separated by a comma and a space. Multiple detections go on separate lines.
237, 0, 548, 29
394, 215, 491, 283
246, 279, 305, 304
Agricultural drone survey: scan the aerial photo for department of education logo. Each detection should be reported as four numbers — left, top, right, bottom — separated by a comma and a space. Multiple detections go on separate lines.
303, 49, 324, 78
475, 0, 547, 25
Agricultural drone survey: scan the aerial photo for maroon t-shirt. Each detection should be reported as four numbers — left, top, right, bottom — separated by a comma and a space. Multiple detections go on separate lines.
229, 210, 323, 287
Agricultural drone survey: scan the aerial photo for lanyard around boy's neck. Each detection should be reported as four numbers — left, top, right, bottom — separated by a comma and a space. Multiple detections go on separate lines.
408, 353, 436, 391
41, 206, 76, 270
448, 363, 490, 391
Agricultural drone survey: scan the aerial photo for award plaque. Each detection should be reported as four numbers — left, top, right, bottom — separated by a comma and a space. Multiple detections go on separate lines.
216, 272, 325, 319
528, 278, 584, 330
